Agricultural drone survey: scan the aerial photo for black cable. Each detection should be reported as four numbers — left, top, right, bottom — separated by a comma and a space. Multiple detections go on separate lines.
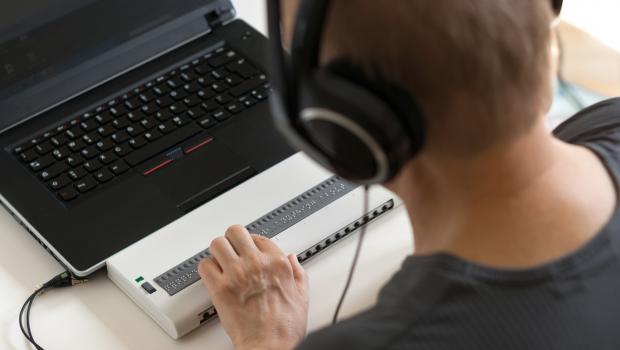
555, 28, 586, 110
19, 271, 88, 350
333, 185, 370, 324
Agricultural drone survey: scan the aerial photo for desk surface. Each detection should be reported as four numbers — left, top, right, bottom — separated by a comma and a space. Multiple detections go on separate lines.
2, 1, 618, 349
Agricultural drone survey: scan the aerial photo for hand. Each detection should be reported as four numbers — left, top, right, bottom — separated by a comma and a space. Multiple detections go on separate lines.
198, 225, 309, 350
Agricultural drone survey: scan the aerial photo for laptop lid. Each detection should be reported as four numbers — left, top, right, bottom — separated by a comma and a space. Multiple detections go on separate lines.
0, 0, 234, 134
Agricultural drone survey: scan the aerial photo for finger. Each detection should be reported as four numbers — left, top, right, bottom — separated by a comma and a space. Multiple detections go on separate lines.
198, 256, 222, 280
225, 225, 258, 257
288, 254, 308, 288
209, 236, 239, 271
198, 257, 222, 292
251, 234, 285, 256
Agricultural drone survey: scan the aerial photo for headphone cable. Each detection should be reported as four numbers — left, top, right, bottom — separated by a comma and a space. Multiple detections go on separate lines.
332, 185, 370, 324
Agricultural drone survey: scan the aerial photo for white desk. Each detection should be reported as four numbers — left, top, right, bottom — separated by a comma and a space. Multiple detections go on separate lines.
4, 1, 618, 349
0, 4, 413, 349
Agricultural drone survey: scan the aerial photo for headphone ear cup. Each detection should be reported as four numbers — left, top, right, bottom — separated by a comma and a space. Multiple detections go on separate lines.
324, 60, 426, 155
297, 60, 424, 183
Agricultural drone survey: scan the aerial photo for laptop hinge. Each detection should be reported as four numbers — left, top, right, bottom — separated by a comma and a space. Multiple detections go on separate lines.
205, 7, 236, 29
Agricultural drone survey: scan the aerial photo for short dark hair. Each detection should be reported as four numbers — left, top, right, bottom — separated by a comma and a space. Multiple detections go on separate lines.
322, 0, 555, 155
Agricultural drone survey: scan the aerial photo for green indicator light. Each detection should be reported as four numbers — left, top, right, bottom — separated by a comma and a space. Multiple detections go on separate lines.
135, 276, 144, 283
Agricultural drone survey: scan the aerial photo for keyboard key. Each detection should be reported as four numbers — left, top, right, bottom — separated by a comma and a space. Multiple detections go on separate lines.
80, 119, 98, 132
20, 149, 39, 163
83, 159, 103, 172
68, 167, 88, 180
97, 124, 116, 137
82, 132, 101, 145
50, 134, 69, 147
187, 107, 206, 120
155, 110, 174, 122
125, 97, 142, 110
35, 141, 54, 155
195, 62, 213, 75
49, 174, 71, 191
157, 122, 176, 134
224, 74, 243, 86
181, 71, 197, 82
96, 139, 115, 152
126, 125, 145, 137
58, 186, 79, 201
198, 117, 217, 129
139, 91, 157, 103
112, 117, 130, 130
240, 95, 258, 107
80, 146, 98, 159
95, 112, 114, 125
109, 105, 127, 117
111, 131, 130, 144
230, 75, 267, 97
183, 96, 202, 107
211, 82, 228, 93
226, 59, 259, 79
129, 136, 148, 149
226, 102, 244, 114
110, 160, 129, 175
169, 103, 187, 115
75, 176, 98, 193
29, 155, 54, 172
141, 102, 158, 115
68, 139, 86, 152
156, 96, 174, 107
201, 89, 217, 100
139, 117, 157, 130
94, 168, 114, 183
169, 90, 188, 101
98, 151, 117, 165
212, 109, 231, 121
125, 123, 201, 166
167, 77, 184, 89
208, 50, 236, 68
66, 126, 85, 139
52, 147, 71, 160
215, 94, 232, 105
197, 75, 216, 87
14, 141, 34, 154
113, 143, 134, 157
201, 100, 219, 112
67, 154, 85, 167
172, 115, 191, 127
126, 111, 146, 122
40, 162, 68, 181
183, 82, 200, 93
211, 68, 229, 80
144, 129, 163, 142
153, 84, 171, 96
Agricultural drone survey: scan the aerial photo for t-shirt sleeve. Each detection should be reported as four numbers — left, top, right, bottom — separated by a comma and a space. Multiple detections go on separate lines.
553, 98, 620, 164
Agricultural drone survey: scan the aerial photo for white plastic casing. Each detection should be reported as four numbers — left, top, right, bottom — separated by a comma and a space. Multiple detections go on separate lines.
107, 153, 396, 339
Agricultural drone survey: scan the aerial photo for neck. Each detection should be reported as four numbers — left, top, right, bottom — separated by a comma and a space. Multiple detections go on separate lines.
391, 121, 616, 267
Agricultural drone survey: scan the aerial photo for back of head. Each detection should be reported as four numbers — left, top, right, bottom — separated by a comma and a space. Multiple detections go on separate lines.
322, 0, 555, 156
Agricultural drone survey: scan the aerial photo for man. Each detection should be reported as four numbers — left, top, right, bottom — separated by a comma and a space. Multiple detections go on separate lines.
198, 0, 620, 349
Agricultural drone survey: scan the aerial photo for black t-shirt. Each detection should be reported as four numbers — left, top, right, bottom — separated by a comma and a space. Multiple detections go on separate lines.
296, 98, 620, 350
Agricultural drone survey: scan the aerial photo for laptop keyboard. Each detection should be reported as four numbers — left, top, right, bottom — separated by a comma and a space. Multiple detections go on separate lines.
11, 45, 270, 202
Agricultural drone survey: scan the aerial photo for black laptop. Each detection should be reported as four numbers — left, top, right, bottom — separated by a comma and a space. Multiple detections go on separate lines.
0, 0, 293, 276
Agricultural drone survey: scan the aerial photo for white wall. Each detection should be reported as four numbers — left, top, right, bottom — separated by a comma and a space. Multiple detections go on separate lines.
562, 0, 620, 52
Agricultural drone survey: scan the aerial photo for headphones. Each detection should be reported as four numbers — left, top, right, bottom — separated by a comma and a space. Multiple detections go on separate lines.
267, 0, 564, 185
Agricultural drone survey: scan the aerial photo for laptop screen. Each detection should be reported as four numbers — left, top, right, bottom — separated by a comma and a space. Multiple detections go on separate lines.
0, 0, 223, 133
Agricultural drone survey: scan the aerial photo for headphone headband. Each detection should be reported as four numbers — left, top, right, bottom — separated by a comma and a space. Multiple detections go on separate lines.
267, 0, 562, 184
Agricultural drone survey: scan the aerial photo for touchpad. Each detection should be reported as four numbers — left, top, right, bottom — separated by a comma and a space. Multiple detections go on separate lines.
147, 138, 255, 213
